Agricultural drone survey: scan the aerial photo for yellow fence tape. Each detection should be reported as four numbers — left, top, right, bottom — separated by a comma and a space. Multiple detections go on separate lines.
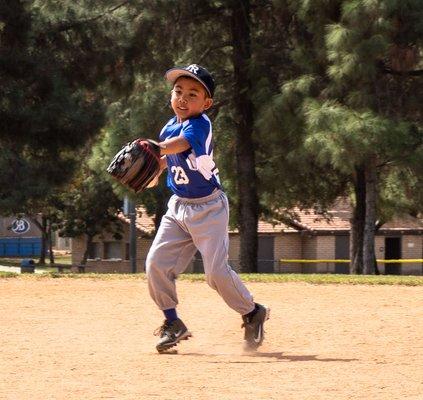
280, 259, 423, 263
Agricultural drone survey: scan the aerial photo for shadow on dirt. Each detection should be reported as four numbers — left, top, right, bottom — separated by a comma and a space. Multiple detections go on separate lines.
250, 352, 358, 362
181, 351, 358, 363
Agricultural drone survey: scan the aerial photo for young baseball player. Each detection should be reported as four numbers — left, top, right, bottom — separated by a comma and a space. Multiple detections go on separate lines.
146, 64, 270, 353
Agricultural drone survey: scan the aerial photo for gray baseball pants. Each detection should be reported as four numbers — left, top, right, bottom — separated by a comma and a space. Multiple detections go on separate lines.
146, 190, 255, 316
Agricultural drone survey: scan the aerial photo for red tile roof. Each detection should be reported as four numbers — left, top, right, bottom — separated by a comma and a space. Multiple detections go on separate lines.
254, 207, 351, 233
258, 200, 423, 233
382, 215, 423, 231
118, 208, 156, 235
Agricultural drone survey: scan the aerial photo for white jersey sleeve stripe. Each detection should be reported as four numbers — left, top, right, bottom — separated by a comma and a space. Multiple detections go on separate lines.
202, 114, 213, 154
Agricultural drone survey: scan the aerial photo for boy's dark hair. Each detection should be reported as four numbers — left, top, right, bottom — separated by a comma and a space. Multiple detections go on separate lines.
174, 76, 211, 99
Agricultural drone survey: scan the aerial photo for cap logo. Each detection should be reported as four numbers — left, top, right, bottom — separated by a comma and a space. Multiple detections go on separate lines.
186, 64, 199, 74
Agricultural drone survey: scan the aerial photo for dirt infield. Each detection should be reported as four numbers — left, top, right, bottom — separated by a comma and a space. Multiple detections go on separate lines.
0, 278, 422, 400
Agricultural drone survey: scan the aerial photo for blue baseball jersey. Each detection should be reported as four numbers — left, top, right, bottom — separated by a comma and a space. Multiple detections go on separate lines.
159, 113, 221, 198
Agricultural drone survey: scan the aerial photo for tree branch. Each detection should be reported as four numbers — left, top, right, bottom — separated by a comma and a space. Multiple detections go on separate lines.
199, 42, 232, 64
378, 61, 423, 76
53, 1, 130, 33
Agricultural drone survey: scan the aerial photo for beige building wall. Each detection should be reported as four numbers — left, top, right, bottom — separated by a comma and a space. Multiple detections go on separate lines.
71, 237, 86, 265
137, 238, 154, 272
302, 235, 316, 258
299, 235, 337, 273
71, 220, 155, 273
229, 233, 304, 273
228, 234, 241, 272
301, 235, 317, 273
275, 234, 302, 273
84, 260, 133, 274
399, 235, 422, 275
375, 236, 386, 274
71, 224, 422, 275
315, 236, 335, 273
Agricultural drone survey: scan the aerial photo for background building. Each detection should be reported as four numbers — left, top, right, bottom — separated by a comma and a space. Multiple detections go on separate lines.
0, 216, 42, 257
71, 203, 423, 275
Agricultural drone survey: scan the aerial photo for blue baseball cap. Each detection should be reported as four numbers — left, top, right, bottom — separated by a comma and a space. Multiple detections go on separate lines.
165, 64, 215, 97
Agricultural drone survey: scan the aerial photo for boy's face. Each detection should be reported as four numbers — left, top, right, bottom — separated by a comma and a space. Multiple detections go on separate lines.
171, 76, 213, 122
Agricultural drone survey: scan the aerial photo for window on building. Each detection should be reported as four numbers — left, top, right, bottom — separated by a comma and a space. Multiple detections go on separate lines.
88, 242, 101, 259
103, 241, 122, 260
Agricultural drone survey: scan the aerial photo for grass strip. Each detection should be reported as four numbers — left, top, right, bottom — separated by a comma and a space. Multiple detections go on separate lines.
0, 257, 72, 267
1, 271, 422, 286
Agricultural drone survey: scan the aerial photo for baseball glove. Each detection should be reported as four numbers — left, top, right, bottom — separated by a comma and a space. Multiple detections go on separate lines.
107, 138, 162, 193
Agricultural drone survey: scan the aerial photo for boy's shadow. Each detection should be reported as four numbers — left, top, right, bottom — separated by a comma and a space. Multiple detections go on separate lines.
182, 351, 358, 364
249, 351, 358, 362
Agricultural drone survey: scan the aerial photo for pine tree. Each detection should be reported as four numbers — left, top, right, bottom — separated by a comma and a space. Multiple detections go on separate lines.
263, 0, 423, 274
0, 1, 131, 214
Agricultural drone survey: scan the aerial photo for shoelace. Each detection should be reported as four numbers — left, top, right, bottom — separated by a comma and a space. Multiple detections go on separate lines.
241, 321, 250, 329
153, 321, 171, 336
241, 315, 252, 329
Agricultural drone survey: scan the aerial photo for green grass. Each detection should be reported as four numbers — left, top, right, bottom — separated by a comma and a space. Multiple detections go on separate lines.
0, 272, 19, 278
0, 258, 25, 267
53, 256, 72, 264
236, 273, 423, 286
0, 271, 422, 286
181, 273, 423, 286
0, 255, 72, 267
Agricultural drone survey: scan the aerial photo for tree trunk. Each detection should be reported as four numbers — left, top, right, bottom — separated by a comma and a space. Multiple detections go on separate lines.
363, 157, 377, 274
374, 254, 380, 275
231, 0, 259, 273
28, 215, 46, 264
373, 220, 385, 275
38, 215, 47, 265
48, 220, 55, 264
350, 166, 365, 274
81, 234, 93, 266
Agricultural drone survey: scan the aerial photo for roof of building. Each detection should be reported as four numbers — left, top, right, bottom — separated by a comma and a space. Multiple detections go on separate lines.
118, 210, 156, 235
258, 199, 423, 233
121, 199, 423, 235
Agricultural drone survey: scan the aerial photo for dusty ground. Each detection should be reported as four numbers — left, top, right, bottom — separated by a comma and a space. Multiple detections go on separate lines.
0, 278, 422, 400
